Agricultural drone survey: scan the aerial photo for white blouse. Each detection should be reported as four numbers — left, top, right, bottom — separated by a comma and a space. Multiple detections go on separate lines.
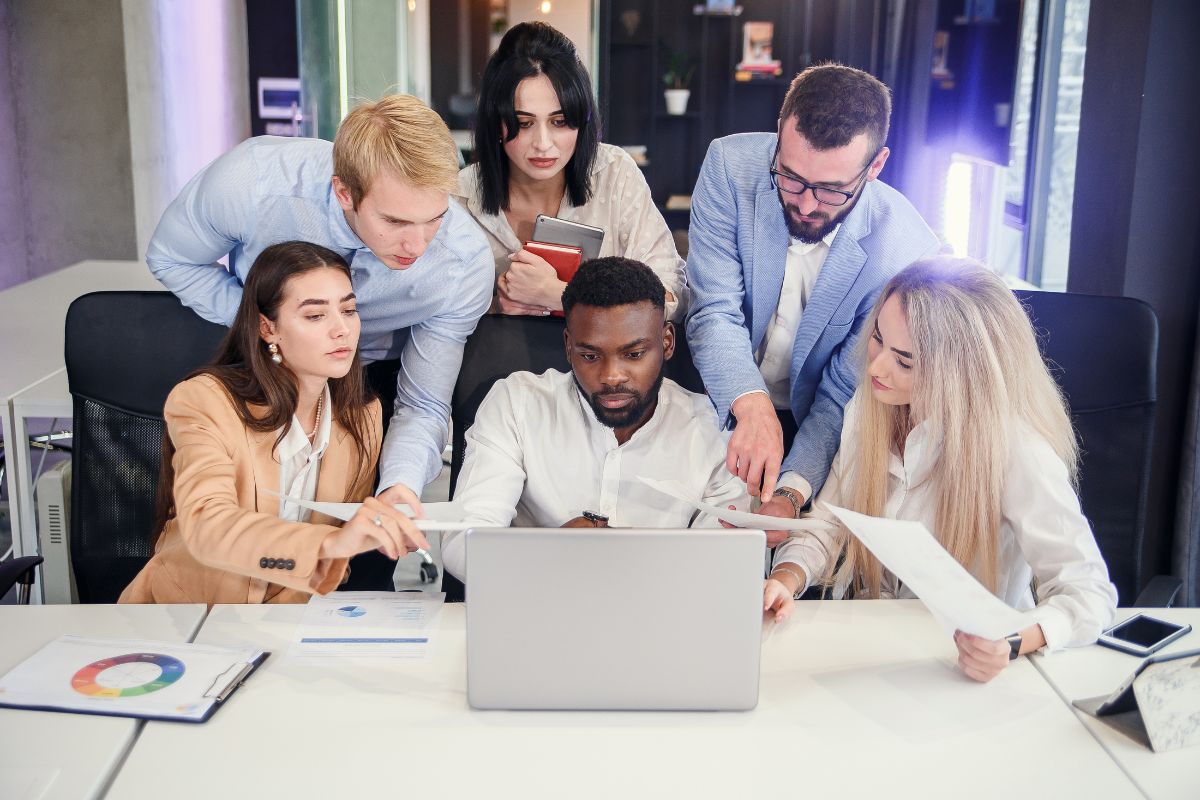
275, 384, 333, 523
773, 395, 1118, 652
453, 142, 688, 320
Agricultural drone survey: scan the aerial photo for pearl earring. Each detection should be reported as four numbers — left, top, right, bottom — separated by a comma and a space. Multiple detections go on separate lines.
268, 342, 283, 364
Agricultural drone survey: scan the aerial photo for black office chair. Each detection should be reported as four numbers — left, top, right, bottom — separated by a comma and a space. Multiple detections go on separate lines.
1017, 290, 1182, 607
442, 314, 705, 601
0, 555, 43, 604
65, 292, 226, 603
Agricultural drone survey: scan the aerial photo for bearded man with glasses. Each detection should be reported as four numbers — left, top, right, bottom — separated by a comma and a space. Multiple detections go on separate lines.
685, 64, 941, 552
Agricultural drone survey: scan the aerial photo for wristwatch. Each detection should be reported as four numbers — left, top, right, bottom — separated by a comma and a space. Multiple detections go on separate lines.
772, 487, 805, 518
582, 510, 609, 527
1005, 632, 1023, 661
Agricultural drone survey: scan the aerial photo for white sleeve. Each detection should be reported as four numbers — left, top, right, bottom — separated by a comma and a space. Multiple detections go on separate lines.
1003, 433, 1118, 652
441, 381, 529, 581
771, 448, 844, 593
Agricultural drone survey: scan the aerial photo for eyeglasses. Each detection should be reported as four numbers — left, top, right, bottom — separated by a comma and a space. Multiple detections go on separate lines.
769, 152, 874, 207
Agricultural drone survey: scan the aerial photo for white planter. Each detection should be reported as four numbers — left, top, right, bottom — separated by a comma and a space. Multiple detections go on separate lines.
664, 89, 691, 115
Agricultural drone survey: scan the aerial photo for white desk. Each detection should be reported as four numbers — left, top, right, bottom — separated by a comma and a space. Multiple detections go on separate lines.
0, 260, 160, 572
109, 600, 1137, 799
0, 604, 206, 800
1033, 608, 1200, 799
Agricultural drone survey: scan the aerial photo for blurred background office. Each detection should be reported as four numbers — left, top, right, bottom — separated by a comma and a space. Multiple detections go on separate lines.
0, 0, 1198, 605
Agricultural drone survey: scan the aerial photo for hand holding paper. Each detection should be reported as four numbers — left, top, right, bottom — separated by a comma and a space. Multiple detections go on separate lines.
637, 476, 834, 533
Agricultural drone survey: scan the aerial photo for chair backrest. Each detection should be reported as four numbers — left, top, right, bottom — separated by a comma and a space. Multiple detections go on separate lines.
1016, 290, 1158, 604
65, 291, 226, 603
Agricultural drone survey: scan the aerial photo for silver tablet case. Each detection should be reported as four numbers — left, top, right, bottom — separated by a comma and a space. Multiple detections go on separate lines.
465, 527, 765, 711
532, 215, 604, 262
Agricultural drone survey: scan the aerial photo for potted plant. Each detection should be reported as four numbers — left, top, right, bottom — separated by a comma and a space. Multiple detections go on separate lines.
662, 49, 695, 115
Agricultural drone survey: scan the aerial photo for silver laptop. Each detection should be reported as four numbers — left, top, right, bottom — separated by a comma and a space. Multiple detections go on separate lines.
465, 527, 766, 711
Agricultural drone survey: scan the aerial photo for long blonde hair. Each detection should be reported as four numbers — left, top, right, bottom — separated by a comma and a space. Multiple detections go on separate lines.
825, 257, 1078, 597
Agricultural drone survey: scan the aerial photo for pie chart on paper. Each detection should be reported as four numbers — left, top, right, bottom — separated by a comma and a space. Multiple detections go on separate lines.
70, 653, 186, 698
336, 605, 367, 618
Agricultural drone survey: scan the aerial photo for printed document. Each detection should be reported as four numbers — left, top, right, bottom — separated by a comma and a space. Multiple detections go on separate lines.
826, 505, 1032, 639
291, 591, 445, 659
639, 476, 834, 533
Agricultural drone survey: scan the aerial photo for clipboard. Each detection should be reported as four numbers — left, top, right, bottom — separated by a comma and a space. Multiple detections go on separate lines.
1073, 647, 1200, 752
0, 635, 270, 724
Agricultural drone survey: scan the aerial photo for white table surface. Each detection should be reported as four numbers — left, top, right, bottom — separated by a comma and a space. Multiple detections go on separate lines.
109, 600, 1138, 799
0, 604, 206, 800
1033, 608, 1200, 799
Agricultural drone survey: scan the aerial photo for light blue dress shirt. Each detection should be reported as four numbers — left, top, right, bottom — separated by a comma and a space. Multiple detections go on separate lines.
146, 136, 494, 495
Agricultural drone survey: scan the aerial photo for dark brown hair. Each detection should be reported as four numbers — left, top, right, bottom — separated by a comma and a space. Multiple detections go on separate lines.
779, 63, 891, 166
153, 241, 378, 539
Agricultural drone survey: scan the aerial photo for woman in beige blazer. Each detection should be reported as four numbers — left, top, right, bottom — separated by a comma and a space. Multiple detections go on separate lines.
121, 241, 427, 605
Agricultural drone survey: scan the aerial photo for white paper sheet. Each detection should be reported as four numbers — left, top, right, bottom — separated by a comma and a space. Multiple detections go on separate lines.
290, 591, 445, 659
637, 476, 835, 532
825, 505, 1032, 639
269, 491, 472, 531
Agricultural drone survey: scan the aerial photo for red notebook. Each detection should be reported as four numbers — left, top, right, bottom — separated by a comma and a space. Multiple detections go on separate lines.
524, 240, 584, 317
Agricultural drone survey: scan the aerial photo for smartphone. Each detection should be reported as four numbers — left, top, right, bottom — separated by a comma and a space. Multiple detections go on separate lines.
1097, 613, 1193, 657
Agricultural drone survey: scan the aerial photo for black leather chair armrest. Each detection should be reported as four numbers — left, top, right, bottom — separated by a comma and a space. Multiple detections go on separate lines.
1133, 574, 1183, 607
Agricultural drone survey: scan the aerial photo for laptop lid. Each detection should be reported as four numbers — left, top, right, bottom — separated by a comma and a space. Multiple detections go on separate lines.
465, 527, 766, 711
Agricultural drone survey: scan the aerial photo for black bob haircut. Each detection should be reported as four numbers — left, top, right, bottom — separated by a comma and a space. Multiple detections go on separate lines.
473, 22, 600, 216
562, 257, 666, 317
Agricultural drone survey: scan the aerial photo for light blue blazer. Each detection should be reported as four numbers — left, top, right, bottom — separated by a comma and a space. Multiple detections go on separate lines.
685, 132, 940, 496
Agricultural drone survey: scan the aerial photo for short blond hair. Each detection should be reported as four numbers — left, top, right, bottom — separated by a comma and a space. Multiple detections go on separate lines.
332, 94, 459, 207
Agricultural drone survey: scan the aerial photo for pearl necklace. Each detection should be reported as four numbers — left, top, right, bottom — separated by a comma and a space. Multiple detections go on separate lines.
307, 393, 324, 441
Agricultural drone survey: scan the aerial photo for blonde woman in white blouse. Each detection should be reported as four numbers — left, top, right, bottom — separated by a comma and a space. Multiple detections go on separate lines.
763, 257, 1117, 681
455, 22, 686, 320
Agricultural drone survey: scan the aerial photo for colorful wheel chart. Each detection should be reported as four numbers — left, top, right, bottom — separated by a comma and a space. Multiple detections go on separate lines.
71, 653, 185, 698
336, 605, 366, 618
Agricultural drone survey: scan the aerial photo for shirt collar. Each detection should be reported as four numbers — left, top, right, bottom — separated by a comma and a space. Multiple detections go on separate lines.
326, 183, 368, 252
789, 223, 841, 256
277, 383, 334, 462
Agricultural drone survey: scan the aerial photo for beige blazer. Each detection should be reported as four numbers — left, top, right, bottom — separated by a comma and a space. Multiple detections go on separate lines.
120, 375, 381, 605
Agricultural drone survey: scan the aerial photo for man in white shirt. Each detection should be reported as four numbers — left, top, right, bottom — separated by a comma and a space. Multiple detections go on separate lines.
442, 257, 750, 581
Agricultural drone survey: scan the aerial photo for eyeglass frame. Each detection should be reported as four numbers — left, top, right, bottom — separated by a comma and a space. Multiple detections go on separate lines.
768, 146, 878, 208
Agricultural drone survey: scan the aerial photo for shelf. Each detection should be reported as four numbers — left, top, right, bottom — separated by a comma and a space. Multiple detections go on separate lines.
693, 4, 742, 15
655, 111, 701, 120
733, 77, 790, 86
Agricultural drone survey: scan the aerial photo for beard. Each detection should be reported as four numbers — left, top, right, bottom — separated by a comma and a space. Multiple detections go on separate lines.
779, 189, 858, 243
576, 370, 665, 430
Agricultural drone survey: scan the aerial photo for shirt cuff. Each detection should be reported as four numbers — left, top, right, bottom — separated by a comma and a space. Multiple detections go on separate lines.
1026, 604, 1071, 655
731, 388, 770, 411
776, 472, 813, 505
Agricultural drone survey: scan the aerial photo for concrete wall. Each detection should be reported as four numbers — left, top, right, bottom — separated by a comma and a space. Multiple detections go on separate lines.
0, 0, 138, 290
122, 0, 249, 260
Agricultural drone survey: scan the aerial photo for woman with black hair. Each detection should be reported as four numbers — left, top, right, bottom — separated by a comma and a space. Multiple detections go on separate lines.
456, 21, 686, 319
